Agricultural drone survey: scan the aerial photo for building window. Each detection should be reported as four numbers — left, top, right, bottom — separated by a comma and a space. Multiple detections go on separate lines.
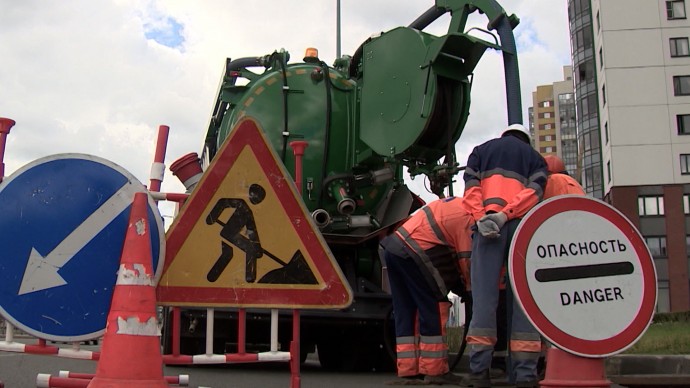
657, 281, 671, 313
678, 114, 690, 134
607, 161, 611, 183
602, 84, 606, 106
668, 1, 687, 19
545, 135, 553, 141
545, 146, 554, 153
645, 236, 668, 257
596, 10, 601, 31
682, 154, 690, 174
638, 196, 665, 216
544, 124, 552, 130
558, 93, 573, 103
542, 101, 552, 108
577, 59, 595, 83
574, 26, 593, 50
671, 37, 690, 57
674, 75, 690, 95
684, 194, 690, 214
605, 122, 609, 144
599, 48, 603, 68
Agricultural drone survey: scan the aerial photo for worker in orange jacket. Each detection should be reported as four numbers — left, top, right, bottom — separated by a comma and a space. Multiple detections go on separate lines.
381, 196, 474, 385
461, 124, 547, 388
543, 155, 585, 199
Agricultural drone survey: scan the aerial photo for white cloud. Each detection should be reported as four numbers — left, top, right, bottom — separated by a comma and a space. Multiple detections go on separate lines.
0, 0, 570, 210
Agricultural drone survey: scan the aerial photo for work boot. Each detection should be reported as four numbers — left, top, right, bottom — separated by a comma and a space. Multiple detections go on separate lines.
385, 375, 428, 385
424, 372, 464, 385
459, 370, 491, 388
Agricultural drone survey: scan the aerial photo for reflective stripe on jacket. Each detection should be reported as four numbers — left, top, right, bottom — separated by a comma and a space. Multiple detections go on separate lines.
544, 173, 585, 199
389, 197, 474, 297
463, 135, 548, 221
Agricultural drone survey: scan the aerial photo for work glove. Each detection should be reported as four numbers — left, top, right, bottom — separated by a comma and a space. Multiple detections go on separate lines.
477, 217, 500, 238
478, 212, 508, 238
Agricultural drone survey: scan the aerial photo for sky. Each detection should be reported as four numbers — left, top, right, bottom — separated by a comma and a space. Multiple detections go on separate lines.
0, 0, 571, 222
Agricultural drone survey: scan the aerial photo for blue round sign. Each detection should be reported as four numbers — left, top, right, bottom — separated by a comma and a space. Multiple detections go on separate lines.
0, 154, 164, 341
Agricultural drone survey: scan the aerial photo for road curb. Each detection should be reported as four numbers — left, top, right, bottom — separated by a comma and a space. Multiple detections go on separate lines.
607, 355, 690, 386
606, 354, 690, 375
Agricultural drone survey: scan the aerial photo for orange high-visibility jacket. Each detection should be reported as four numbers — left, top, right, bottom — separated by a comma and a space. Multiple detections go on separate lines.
385, 196, 474, 298
463, 135, 548, 221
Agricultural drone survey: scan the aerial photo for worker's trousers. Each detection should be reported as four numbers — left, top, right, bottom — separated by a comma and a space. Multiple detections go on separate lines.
467, 219, 541, 383
385, 250, 450, 377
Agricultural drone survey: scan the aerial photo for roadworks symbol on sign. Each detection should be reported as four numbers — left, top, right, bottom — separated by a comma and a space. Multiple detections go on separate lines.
157, 118, 353, 309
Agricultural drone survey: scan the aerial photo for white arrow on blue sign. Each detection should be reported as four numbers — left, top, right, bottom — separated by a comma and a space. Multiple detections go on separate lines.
0, 154, 165, 342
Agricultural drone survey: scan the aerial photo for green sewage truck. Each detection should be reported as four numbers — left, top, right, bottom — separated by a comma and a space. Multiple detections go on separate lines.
163, 0, 523, 371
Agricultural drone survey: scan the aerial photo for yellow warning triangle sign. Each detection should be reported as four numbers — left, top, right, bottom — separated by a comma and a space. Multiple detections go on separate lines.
157, 118, 353, 309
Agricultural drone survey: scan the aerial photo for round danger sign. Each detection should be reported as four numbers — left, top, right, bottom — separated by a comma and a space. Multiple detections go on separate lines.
509, 195, 657, 358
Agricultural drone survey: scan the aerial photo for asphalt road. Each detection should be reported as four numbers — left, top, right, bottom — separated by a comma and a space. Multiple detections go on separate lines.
0, 345, 395, 388
0, 342, 632, 388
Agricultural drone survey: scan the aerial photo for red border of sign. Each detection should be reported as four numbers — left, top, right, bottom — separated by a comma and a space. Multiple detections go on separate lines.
510, 195, 657, 358
157, 118, 352, 308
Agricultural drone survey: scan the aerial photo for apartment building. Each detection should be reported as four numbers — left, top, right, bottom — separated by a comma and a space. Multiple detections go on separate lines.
530, 66, 578, 177
567, 0, 690, 312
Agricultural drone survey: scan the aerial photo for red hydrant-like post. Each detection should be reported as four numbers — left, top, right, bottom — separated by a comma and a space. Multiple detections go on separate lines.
170, 152, 203, 193
149, 125, 170, 193
0, 117, 17, 182
289, 141, 308, 194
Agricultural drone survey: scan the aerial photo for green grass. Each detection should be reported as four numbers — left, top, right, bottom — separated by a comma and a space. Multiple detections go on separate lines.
446, 311, 690, 355
625, 311, 690, 355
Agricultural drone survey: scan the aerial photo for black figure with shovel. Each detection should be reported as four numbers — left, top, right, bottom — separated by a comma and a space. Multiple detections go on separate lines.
205, 183, 317, 285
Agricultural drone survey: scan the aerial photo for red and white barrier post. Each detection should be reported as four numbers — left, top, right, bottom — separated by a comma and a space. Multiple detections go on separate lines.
0, 117, 17, 182
149, 125, 170, 193
289, 140, 309, 388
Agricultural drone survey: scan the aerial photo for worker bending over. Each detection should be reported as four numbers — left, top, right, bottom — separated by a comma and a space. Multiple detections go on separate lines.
381, 196, 474, 385
461, 124, 547, 388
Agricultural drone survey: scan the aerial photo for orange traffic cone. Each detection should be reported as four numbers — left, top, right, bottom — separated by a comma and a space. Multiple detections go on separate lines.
88, 192, 168, 388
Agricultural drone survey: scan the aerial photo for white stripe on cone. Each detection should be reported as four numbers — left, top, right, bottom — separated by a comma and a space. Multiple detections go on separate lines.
116, 316, 160, 336
116, 263, 154, 286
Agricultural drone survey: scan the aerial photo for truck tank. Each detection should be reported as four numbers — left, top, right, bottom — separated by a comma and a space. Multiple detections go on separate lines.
164, 0, 522, 371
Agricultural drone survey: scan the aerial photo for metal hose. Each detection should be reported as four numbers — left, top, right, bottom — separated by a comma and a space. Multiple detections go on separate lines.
408, 6, 446, 30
